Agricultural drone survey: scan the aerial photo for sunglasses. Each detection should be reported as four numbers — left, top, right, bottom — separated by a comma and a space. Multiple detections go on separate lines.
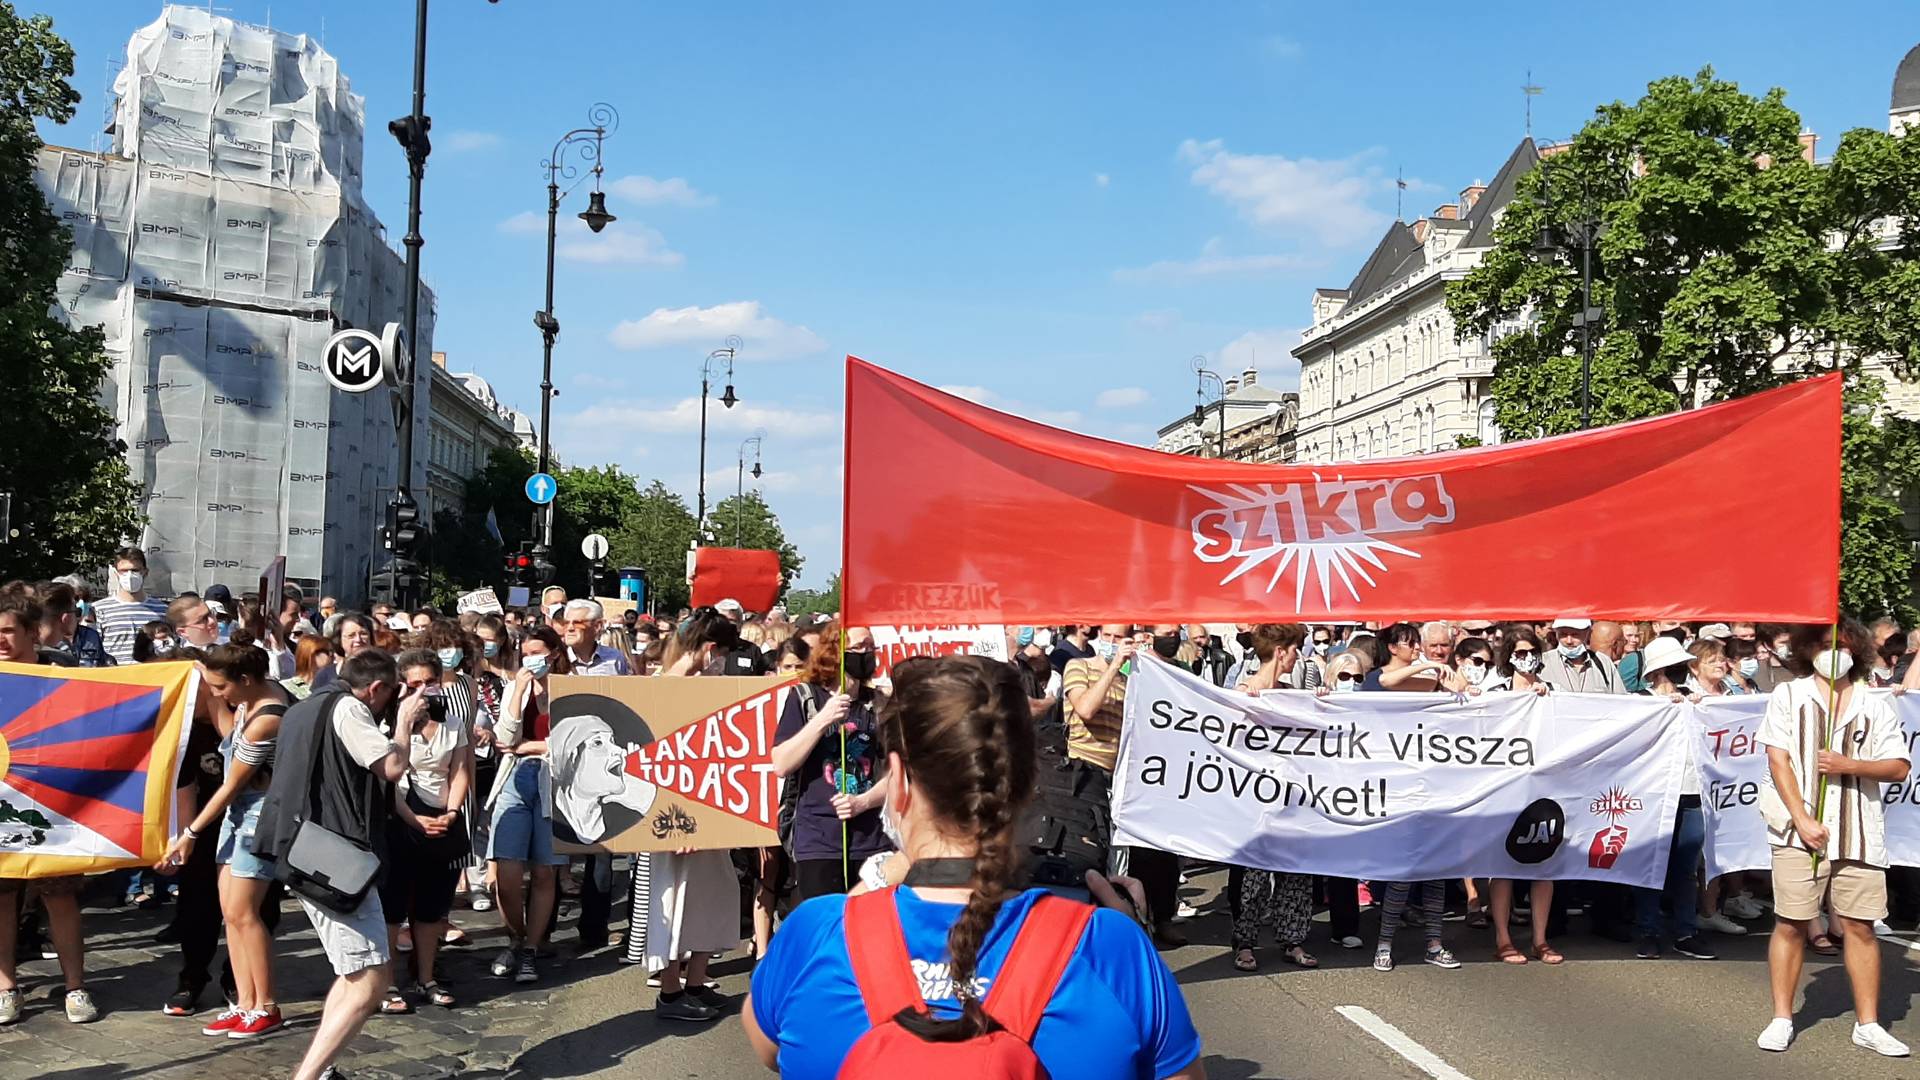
1336, 671, 1362, 682
1463, 656, 1490, 667
1510, 647, 1537, 657
1464, 625, 1494, 635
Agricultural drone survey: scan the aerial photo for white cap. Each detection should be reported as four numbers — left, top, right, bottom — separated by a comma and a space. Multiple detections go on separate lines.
206, 599, 228, 617
1696, 623, 1733, 642
387, 615, 412, 631
1550, 617, 1591, 631
715, 598, 744, 617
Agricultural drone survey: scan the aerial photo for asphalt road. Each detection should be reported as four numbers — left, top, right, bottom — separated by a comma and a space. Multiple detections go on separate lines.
505, 868, 1920, 1080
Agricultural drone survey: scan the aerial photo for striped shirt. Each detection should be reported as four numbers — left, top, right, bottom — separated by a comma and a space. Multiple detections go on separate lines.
1757, 677, 1911, 867
92, 595, 170, 664
1062, 657, 1127, 772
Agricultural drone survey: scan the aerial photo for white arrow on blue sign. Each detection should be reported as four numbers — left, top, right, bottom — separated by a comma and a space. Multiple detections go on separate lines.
525, 472, 558, 506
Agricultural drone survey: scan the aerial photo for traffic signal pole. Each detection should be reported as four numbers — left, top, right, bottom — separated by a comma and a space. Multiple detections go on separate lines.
381, 0, 432, 609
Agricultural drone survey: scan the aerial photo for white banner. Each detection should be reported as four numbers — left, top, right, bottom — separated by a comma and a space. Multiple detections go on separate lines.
1698, 691, 1920, 877
1112, 659, 1688, 890
868, 624, 1007, 681
457, 587, 503, 615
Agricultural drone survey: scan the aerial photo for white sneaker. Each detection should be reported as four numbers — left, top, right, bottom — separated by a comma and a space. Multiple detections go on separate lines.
489, 945, 518, 978
1337, 935, 1364, 949
1757, 1017, 1794, 1052
1724, 895, 1765, 920
1701, 912, 1749, 936
1873, 919, 1893, 936
0, 989, 19, 1025
1853, 1023, 1911, 1057
1175, 901, 1199, 919
64, 989, 100, 1024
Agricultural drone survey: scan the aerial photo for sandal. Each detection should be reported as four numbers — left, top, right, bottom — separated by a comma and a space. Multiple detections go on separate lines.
380, 987, 413, 1015
1467, 908, 1491, 930
1809, 934, 1840, 956
1495, 943, 1528, 965
423, 982, 456, 1008
1281, 945, 1318, 969
442, 926, 468, 948
1372, 949, 1394, 972
1233, 948, 1258, 972
1532, 943, 1565, 966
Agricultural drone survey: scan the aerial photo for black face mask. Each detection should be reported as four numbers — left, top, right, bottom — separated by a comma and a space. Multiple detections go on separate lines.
1236, 631, 1255, 650
1151, 634, 1182, 660
843, 650, 877, 682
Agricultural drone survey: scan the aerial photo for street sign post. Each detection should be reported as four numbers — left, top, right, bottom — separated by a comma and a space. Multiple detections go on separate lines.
321, 328, 385, 393
581, 532, 609, 561
525, 472, 557, 506
380, 321, 410, 390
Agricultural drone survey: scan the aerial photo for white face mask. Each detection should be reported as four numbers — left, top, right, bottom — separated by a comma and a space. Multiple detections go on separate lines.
1465, 663, 1490, 688
117, 570, 144, 595
1812, 648, 1853, 682
1332, 678, 1359, 693
1558, 642, 1588, 661
883, 775, 910, 850
1511, 653, 1541, 674
1091, 639, 1118, 662
1739, 658, 1759, 678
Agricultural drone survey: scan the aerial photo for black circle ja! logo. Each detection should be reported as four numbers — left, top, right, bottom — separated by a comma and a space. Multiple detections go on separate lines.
1506, 798, 1566, 864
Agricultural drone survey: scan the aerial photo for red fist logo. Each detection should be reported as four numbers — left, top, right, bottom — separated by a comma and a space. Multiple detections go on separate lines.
1588, 824, 1629, 869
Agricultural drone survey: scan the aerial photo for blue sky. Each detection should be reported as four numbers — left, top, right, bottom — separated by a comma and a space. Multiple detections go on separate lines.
33, 1, 1920, 586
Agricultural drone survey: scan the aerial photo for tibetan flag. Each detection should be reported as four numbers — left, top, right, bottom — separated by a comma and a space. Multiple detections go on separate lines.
842, 357, 1840, 625
0, 660, 197, 878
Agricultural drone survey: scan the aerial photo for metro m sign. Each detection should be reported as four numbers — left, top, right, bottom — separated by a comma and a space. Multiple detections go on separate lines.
321, 328, 384, 394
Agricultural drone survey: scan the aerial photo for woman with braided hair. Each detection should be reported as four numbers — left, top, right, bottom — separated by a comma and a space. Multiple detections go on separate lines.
744, 654, 1204, 1078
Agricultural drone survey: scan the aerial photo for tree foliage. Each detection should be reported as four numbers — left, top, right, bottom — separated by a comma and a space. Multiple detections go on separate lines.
0, 5, 142, 579
784, 572, 840, 618
610, 481, 698, 613
1448, 67, 1920, 619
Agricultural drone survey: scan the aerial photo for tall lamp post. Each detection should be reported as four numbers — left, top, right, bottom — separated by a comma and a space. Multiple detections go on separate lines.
1192, 354, 1227, 458
696, 337, 740, 539
1532, 161, 1602, 429
532, 104, 619, 549
735, 431, 765, 547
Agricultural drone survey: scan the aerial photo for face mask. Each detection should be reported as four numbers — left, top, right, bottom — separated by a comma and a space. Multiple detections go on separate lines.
843, 650, 877, 682
1092, 639, 1118, 662
1151, 634, 1182, 660
117, 571, 144, 594
1559, 643, 1588, 660
1312, 641, 1330, 655
879, 788, 905, 849
1775, 644, 1792, 660
1016, 626, 1035, 648
1511, 653, 1541, 674
1465, 664, 1490, 687
437, 647, 464, 671
1873, 665, 1892, 681
483, 640, 501, 659
1811, 648, 1853, 681
1739, 658, 1759, 678
1033, 630, 1054, 650
1333, 679, 1359, 694
1236, 631, 1255, 650
75, 601, 90, 621
150, 637, 176, 656
522, 654, 550, 678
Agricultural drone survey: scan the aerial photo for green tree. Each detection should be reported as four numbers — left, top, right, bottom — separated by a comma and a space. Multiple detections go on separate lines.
0, 5, 141, 579
708, 490, 804, 593
551, 463, 645, 594
784, 572, 840, 618
1448, 68, 1920, 619
610, 481, 698, 613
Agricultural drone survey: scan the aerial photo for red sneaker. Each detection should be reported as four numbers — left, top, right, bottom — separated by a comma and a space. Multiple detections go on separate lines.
201, 1005, 245, 1036
228, 1007, 283, 1039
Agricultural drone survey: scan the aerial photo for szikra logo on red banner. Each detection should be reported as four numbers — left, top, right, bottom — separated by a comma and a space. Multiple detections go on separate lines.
1189, 474, 1455, 611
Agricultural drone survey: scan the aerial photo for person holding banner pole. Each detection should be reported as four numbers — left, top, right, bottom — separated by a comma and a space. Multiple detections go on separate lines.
1484, 629, 1564, 964
1368, 628, 1461, 974
1226, 624, 1318, 973
772, 622, 886, 902
1756, 620, 1911, 1058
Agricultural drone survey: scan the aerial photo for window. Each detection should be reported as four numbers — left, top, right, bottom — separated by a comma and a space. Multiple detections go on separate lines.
1478, 398, 1501, 445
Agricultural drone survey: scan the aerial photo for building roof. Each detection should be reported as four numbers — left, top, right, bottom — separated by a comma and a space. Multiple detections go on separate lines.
1343, 221, 1425, 307
1462, 137, 1538, 249
1897, 44, 1920, 113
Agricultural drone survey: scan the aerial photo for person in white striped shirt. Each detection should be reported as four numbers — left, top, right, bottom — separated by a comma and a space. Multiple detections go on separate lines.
91, 548, 169, 665
1756, 620, 1913, 1058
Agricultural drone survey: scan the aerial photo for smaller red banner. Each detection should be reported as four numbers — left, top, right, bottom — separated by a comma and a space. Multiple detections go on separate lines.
691, 547, 782, 613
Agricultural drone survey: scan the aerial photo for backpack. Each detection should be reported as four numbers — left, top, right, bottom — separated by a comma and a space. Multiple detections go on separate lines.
837, 887, 1094, 1080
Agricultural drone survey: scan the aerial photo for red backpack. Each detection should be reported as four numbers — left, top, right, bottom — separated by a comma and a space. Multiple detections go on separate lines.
837, 886, 1094, 1080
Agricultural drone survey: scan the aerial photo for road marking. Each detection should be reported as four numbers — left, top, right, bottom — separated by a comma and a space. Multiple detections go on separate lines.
1335, 1005, 1474, 1080
1875, 928, 1920, 953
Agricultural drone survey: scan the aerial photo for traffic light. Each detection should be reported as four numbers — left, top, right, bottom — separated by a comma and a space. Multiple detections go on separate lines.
392, 494, 423, 552
530, 543, 557, 588
505, 543, 535, 586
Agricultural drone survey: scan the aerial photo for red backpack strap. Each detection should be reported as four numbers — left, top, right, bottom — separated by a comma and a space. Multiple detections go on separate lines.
843, 887, 927, 1027
981, 896, 1095, 1042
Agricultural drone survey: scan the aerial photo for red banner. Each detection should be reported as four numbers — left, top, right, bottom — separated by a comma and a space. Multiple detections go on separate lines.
842, 357, 1839, 625
689, 547, 781, 613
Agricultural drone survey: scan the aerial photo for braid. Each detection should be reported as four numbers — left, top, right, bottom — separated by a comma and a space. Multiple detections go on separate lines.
892, 656, 1037, 1041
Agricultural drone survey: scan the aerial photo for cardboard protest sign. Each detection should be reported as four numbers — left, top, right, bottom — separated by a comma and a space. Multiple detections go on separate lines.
549, 675, 793, 854
595, 596, 636, 624
690, 547, 781, 613
457, 587, 503, 615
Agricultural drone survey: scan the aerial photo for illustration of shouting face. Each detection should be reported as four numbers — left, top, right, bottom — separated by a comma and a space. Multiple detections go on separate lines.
548, 693, 657, 845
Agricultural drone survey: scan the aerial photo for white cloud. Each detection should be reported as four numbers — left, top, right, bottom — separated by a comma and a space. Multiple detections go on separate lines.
445, 130, 502, 152
558, 223, 684, 268
1095, 387, 1151, 409
1209, 328, 1305, 391
562, 396, 839, 443
607, 301, 827, 358
1115, 238, 1312, 281
1261, 35, 1303, 59
497, 211, 683, 267
937, 384, 1083, 429
1178, 138, 1390, 247
1094, 172, 1111, 188
608, 174, 715, 207
1130, 309, 1181, 331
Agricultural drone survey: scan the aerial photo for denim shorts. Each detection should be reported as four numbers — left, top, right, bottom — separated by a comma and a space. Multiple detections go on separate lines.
489, 762, 564, 866
216, 789, 272, 880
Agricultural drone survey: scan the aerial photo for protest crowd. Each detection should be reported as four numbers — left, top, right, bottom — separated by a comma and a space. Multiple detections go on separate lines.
1, 548, 1916, 1076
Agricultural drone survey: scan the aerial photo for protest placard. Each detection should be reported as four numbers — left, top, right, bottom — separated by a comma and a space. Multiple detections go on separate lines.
456, 587, 503, 615
548, 674, 794, 854
867, 624, 1007, 682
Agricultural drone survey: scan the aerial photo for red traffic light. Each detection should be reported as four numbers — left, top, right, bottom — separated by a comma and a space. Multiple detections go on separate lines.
513, 554, 533, 569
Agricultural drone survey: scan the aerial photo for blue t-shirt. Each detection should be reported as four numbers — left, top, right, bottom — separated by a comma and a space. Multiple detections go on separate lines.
751, 887, 1201, 1079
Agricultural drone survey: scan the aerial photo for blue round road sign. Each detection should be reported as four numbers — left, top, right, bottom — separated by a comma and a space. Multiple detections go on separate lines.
525, 472, 558, 505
